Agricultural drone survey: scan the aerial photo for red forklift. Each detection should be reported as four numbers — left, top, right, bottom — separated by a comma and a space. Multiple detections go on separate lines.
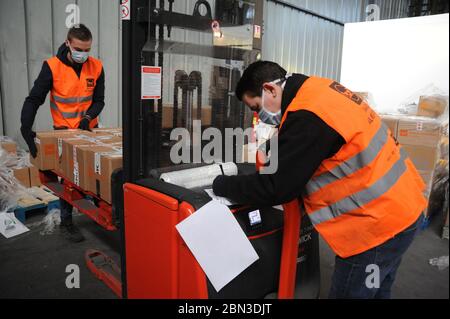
42, 0, 321, 299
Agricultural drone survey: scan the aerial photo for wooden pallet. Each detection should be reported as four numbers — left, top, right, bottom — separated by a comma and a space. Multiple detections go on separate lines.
10, 186, 60, 223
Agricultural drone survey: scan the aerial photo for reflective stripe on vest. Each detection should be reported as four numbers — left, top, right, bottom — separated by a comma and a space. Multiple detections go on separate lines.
53, 95, 93, 104
50, 101, 87, 119
305, 124, 389, 195
308, 148, 408, 226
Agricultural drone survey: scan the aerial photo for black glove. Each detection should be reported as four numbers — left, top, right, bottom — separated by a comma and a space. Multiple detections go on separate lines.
20, 126, 37, 158
78, 116, 91, 131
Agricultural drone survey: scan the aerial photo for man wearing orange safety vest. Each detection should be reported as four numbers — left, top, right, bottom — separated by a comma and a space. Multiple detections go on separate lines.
21, 24, 105, 243
213, 61, 427, 299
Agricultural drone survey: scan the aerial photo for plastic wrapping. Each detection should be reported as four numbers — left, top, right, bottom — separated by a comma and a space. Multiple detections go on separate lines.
429, 256, 449, 270
397, 84, 449, 120
160, 162, 238, 189
0, 146, 32, 211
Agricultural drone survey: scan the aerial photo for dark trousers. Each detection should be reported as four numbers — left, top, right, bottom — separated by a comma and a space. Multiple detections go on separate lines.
328, 214, 423, 299
60, 199, 73, 223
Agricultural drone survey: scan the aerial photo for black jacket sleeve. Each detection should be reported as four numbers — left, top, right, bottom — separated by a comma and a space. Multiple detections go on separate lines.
212, 110, 346, 206
21, 62, 53, 129
86, 68, 105, 119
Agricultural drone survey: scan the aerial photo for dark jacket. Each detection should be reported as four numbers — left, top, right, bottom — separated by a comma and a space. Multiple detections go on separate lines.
212, 74, 346, 206
21, 43, 105, 129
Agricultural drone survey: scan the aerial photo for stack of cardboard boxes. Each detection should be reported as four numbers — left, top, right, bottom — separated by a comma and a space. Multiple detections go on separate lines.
381, 95, 448, 215
31, 128, 123, 203
1, 138, 42, 188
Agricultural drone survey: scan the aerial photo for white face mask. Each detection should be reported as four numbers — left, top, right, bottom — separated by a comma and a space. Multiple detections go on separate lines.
68, 43, 89, 64
258, 75, 292, 125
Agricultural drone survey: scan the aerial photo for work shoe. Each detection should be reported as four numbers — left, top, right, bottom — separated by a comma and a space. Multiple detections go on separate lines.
60, 221, 85, 243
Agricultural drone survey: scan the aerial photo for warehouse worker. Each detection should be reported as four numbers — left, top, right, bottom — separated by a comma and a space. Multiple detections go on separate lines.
213, 61, 427, 299
20, 24, 105, 243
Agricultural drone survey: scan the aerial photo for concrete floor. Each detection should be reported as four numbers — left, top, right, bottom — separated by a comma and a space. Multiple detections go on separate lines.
0, 210, 448, 299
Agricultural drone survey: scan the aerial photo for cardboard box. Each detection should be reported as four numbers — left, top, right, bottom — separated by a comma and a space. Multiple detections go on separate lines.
1, 140, 17, 154
93, 134, 123, 145
397, 118, 442, 147
381, 115, 399, 138
85, 145, 117, 194
62, 136, 98, 185
92, 127, 122, 134
29, 165, 42, 187
98, 152, 123, 204
162, 105, 212, 128
418, 95, 448, 118
85, 146, 122, 203
402, 144, 439, 172
31, 130, 81, 171
13, 167, 31, 188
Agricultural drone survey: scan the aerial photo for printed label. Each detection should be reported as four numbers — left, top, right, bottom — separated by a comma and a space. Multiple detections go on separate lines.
58, 138, 63, 157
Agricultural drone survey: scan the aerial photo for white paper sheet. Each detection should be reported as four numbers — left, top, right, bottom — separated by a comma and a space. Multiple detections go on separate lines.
204, 189, 236, 206
175, 200, 259, 292
0, 212, 29, 239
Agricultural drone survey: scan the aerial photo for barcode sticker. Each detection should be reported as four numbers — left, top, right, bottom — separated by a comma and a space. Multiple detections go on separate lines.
95, 152, 102, 174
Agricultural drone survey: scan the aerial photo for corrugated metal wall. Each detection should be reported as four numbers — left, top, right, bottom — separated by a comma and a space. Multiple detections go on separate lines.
0, 0, 121, 143
261, 0, 409, 78
0, 0, 410, 141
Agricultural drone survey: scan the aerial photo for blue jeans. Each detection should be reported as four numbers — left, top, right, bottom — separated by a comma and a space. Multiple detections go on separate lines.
328, 214, 423, 299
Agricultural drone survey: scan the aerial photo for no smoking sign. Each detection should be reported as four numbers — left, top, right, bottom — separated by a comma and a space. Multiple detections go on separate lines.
121, 0, 130, 20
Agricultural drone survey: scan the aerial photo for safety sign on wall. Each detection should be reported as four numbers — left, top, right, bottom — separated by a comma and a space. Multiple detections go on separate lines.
141, 66, 162, 100
121, 0, 130, 20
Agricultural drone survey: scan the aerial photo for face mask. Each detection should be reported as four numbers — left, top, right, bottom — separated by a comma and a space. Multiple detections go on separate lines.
68, 43, 89, 64
259, 90, 282, 125
258, 74, 293, 125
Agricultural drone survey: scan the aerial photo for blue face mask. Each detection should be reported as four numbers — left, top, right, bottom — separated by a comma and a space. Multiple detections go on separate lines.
68, 43, 89, 64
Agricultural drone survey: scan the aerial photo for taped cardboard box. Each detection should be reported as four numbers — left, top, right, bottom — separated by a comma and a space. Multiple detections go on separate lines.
84, 145, 117, 195
86, 147, 122, 203
417, 95, 448, 118
380, 115, 399, 138
92, 128, 123, 138
31, 130, 81, 171
13, 167, 31, 188
397, 117, 443, 147
162, 105, 212, 128
29, 165, 41, 187
402, 144, 439, 172
62, 134, 104, 185
0, 141, 17, 154
93, 134, 122, 145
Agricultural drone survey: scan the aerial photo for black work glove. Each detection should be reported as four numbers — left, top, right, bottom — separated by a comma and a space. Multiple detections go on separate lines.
20, 126, 37, 158
78, 116, 91, 131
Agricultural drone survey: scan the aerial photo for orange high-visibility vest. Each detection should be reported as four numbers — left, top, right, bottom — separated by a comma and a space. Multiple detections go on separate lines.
47, 56, 103, 129
279, 77, 427, 258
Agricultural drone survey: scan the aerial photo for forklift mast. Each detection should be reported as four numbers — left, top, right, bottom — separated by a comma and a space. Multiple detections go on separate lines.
122, 0, 263, 184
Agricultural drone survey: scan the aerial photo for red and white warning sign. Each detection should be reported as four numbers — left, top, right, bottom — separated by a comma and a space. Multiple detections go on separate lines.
254, 25, 261, 39
141, 66, 162, 100
121, 0, 130, 20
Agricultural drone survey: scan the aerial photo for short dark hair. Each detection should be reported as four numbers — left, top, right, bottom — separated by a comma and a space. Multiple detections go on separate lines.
67, 24, 92, 42
235, 61, 287, 100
